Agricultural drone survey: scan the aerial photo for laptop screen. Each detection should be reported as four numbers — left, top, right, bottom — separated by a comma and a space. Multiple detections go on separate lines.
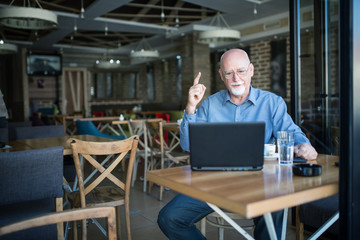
189, 122, 265, 171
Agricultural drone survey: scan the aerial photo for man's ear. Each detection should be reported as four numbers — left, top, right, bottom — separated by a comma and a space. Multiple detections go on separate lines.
249, 63, 254, 77
218, 69, 225, 82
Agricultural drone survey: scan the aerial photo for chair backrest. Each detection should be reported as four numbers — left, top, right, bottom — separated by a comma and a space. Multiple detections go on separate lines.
128, 119, 147, 150
15, 125, 65, 140
0, 146, 64, 239
0, 207, 117, 240
8, 121, 32, 141
67, 136, 139, 208
0, 146, 64, 206
75, 120, 125, 140
76, 120, 100, 136
146, 119, 165, 158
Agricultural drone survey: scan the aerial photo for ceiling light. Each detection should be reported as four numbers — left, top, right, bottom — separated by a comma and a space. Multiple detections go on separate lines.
0, 33, 17, 54
80, 0, 85, 19
198, 13, 240, 45
104, 24, 108, 36
160, 0, 165, 23
95, 53, 121, 69
130, 38, 159, 61
0, 0, 57, 30
0, 41, 18, 54
95, 59, 121, 69
245, 0, 271, 4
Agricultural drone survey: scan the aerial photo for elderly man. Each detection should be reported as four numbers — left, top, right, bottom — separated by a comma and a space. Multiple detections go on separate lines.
157, 49, 317, 239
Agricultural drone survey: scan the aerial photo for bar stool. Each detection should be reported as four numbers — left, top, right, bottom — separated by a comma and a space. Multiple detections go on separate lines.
200, 212, 254, 240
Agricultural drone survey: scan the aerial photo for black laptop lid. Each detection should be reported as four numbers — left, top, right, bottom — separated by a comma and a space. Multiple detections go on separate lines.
189, 122, 265, 171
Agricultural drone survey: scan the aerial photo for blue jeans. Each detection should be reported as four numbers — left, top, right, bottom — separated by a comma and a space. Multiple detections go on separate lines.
158, 194, 284, 240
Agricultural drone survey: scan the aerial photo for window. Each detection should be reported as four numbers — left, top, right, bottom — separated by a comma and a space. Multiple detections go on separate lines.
92, 71, 138, 100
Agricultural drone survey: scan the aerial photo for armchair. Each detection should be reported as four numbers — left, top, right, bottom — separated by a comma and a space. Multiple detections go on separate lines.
0, 146, 64, 240
15, 125, 65, 140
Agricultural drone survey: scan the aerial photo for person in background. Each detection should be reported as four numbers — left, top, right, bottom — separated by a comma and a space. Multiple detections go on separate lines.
0, 89, 8, 129
157, 48, 317, 239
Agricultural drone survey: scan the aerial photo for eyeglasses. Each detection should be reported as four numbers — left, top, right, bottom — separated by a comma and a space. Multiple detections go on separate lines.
223, 62, 251, 79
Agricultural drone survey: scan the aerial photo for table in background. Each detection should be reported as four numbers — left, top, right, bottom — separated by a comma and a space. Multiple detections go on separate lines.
68, 116, 121, 136
4, 134, 115, 155
111, 120, 131, 138
147, 154, 339, 240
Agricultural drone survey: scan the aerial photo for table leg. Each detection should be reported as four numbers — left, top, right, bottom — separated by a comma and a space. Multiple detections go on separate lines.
115, 124, 127, 137
264, 212, 278, 240
307, 211, 339, 240
206, 203, 254, 240
281, 208, 288, 240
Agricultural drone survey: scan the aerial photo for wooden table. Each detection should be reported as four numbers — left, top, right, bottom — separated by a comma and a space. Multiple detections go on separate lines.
147, 154, 339, 240
5, 135, 115, 155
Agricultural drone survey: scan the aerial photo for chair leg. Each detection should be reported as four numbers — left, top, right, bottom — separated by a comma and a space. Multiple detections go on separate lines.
73, 221, 78, 240
159, 186, 164, 201
124, 202, 132, 240
116, 206, 122, 240
217, 217, 225, 240
296, 206, 304, 240
81, 219, 87, 240
131, 158, 139, 187
200, 218, 206, 236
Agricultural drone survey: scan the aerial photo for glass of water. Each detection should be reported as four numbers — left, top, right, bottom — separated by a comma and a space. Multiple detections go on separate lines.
277, 131, 295, 165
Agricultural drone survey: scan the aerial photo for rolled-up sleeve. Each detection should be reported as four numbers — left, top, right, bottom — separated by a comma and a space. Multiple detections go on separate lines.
180, 111, 196, 151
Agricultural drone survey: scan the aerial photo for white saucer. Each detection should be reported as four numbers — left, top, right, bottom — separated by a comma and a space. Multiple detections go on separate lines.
264, 153, 278, 161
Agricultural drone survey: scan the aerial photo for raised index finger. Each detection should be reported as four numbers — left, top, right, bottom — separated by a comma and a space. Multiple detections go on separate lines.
193, 72, 201, 86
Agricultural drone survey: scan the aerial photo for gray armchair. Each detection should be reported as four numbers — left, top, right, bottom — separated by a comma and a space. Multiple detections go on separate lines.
7, 121, 32, 141
15, 125, 65, 140
0, 146, 64, 240
13, 124, 76, 184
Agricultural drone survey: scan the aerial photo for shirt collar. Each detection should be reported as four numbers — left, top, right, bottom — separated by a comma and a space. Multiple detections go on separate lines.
222, 86, 257, 106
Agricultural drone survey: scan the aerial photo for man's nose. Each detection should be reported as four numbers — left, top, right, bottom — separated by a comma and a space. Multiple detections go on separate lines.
233, 73, 241, 81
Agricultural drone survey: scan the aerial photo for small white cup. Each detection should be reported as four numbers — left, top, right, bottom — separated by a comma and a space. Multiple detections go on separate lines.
264, 144, 276, 156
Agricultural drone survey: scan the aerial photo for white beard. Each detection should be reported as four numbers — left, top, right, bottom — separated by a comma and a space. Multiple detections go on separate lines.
230, 85, 245, 96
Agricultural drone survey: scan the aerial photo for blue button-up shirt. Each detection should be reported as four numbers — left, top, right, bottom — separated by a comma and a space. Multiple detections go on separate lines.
180, 86, 309, 151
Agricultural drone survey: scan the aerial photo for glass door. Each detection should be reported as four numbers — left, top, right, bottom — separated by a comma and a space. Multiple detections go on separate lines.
296, 0, 339, 155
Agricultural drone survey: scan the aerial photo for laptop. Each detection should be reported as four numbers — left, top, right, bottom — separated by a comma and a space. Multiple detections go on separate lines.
189, 122, 265, 171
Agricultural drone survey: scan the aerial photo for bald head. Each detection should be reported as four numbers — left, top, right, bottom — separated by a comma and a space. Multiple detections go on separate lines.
220, 49, 250, 70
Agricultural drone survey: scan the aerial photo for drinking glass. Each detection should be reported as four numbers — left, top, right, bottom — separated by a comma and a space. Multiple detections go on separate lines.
277, 131, 295, 165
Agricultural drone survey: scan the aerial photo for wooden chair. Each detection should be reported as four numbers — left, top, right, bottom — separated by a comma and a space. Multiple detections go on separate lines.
0, 146, 64, 240
145, 119, 165, 199
127, 119, 149, 190
67, 136, 139, 240
0, 207, 117, 240
146, 119, 189, 200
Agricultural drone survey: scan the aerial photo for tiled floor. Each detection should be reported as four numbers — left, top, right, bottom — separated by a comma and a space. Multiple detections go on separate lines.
84, 169, 301, 240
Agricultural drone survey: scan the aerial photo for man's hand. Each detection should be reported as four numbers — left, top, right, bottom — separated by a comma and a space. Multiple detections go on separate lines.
185, 72, 206, 114
294, 143, 318, 162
